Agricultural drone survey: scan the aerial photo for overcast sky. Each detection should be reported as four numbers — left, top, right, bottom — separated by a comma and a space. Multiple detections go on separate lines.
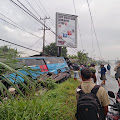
0, 0, 120, 61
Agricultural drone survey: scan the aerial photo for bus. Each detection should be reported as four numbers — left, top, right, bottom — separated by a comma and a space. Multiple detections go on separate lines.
6, 57, 70, 83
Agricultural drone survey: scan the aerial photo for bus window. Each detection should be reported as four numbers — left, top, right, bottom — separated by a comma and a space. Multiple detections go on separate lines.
45, 58, 64, 64
24, 59, 37, 66
36, 59, 48, 72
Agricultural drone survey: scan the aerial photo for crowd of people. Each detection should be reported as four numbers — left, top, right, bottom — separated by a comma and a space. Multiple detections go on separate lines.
73, 62, 111, 86
74, 62, 120, 120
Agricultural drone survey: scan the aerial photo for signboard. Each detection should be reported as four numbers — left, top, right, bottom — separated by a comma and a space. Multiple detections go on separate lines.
56, 12, 77, 48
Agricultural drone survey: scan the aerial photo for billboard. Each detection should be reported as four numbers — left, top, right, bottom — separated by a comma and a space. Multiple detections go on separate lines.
56, 12, 77, 48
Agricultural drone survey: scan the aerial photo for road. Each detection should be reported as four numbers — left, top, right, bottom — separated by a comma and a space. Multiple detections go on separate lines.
96, 67, 119, 94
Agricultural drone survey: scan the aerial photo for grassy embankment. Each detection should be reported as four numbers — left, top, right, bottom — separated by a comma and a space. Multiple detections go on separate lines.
0, 78, 80, 120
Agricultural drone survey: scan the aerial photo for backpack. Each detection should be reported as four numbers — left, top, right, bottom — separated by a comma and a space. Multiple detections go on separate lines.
75, 85, 104, 120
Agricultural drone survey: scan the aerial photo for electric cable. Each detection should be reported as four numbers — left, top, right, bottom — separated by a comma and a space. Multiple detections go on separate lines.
73, 0, 84, 50
12, 0, 53, 34
9, 0, 51, 44
0, 17, 42, 39
25, 0, 41, 18
10, 0, 78, 52
0, 12, 51, 46
0, 38, 40, 53
21, 38, 42, 53
10, 0, 43, 25
24, 0, 53, 40
36, 0, 55, 26
86, 0, 102, 59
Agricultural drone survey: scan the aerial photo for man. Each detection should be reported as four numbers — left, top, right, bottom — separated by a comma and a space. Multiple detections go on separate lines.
76, 68, 109, 119
114, 63, 120, 87
73, 63, 79, 80
114, 62, 120, 103
107, 64, 111, 71
107, 64, 111, 74
100, 64, 107, 85
89, 64, 97, 83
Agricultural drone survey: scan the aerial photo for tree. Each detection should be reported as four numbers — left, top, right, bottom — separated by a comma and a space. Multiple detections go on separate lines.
44, 43, 67, 57
68, 54, 78, 59
0, 46, 19, 69
77, 50, 88, 64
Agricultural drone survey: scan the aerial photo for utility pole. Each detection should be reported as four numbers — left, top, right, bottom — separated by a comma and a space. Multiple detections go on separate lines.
39, 16, 50, 55
58, 46, 61, 57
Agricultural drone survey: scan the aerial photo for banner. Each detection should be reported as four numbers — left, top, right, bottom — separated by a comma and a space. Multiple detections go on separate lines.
56, 12, 77, 48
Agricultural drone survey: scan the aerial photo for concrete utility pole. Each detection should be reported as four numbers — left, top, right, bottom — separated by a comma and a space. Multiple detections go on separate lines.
39, 16, 50, 55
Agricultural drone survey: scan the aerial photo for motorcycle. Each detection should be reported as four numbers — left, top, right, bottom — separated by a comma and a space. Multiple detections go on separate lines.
106, 91, 120, 120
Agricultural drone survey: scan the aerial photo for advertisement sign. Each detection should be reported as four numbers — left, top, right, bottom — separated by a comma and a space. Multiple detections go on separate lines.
56, 12, 77, 48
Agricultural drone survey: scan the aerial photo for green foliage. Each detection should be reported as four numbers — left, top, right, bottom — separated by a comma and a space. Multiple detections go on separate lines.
0, 78, 80, 120
0, 46, 38, 98
41, 78, 57, 90
77, 50, 88, 64
0, 46, 20, 71
68, 54, 78, 59
44, 43, 67, 57
0, 62, 40, 100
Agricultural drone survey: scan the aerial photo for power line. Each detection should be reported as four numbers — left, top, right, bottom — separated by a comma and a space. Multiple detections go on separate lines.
9, 0, 51, 44
27, 39, 41, 49
0, 16, 42, 39
0, 38, 40, 53
86, 0, 102, 59
0, 12, 51, 47
24, 0, 55, 45
33, 0, 47, 17
24, 0, 52, 51
10, 0, 43, 28
36, 0, 55, 26
73, 0, 84, 50
24, 0, 52, 46
91, 24, 94, 52
9, 1, 51, 45
10, 0, 78, 53
13, 0, 53, 32
25, 0, 41, 18
21, 38, 41, 53
10, 0, 51, 47
10, 0, 43, 25
31, 0, 55, 32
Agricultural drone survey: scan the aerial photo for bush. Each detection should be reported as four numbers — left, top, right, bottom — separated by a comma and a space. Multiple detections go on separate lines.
41, 78, 57, 90
0, 78, 80, 120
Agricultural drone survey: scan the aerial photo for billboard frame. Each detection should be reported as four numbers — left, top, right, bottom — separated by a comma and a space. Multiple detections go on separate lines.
56, 12, 77, 48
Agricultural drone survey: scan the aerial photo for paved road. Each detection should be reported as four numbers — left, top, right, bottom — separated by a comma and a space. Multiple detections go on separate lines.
96, 68, 119, 94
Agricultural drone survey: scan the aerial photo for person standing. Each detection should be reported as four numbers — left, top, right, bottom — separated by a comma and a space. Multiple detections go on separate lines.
73, 63, 79, 80
75, 68, 109, 120
107, 64, 111, 74
100, 64, 107, 85
114, 63, 120, 87
89, 64, 97, 83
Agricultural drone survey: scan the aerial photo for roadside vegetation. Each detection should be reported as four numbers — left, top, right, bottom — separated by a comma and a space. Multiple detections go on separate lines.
0, 78, 80, 120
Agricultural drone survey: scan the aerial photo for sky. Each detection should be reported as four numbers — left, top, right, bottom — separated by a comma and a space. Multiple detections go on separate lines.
0, 0, 120, 61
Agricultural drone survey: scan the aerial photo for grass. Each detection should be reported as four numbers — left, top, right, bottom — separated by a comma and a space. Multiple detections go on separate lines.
0, 78, 80, 120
